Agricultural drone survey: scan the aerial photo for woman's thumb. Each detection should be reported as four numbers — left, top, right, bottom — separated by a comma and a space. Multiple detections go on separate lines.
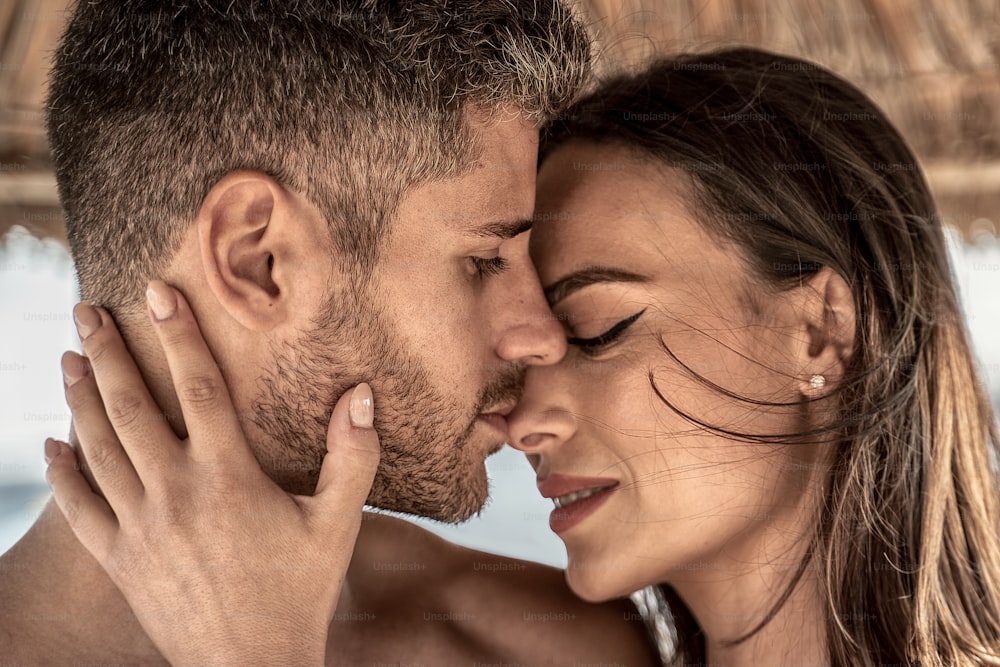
313, 383, 380, 519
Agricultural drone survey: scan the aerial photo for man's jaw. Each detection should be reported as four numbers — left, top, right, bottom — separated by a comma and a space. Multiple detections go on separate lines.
351, 369, 524, 523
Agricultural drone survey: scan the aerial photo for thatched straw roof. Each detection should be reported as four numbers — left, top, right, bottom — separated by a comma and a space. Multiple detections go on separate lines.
578, 0, 1000, 240
1, 0, 998, 244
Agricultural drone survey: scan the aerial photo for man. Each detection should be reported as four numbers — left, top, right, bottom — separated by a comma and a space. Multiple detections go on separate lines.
0, 1, 658, 664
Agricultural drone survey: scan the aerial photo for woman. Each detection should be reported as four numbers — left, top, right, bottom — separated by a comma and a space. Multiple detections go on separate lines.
509, 48, 1000, 665
47, 48, 1000, 665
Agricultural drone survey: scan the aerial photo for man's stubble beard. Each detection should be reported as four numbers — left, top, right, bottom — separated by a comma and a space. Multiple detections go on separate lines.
249, 284, 524, 523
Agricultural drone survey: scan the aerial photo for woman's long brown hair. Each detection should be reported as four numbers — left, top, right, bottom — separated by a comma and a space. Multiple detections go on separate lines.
541, 48, 1000, 666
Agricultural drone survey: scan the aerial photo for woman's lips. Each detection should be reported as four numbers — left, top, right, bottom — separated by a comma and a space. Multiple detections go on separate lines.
538, 475, 619, 534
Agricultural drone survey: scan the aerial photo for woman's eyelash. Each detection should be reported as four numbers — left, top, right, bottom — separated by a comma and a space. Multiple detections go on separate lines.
567, 308, 647, 352
471, 256, 509, 277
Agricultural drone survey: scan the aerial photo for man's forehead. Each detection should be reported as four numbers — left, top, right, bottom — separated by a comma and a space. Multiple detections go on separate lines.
393, 108, 539, 237
455, 164, 536, 228
424, 171, 537, 236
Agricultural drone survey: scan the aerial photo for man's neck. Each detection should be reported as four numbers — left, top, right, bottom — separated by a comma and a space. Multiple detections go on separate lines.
0, 500, 165, 664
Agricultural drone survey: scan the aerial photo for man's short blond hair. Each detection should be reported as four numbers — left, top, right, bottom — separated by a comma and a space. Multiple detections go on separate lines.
47, 0, 591, 316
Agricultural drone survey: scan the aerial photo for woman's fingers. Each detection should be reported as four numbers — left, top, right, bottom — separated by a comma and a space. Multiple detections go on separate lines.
61, 351, 144, 511
45, 439, 118, 562
73, 303, 179, 479
310, 383, 380, 530
143, 281, 254, 469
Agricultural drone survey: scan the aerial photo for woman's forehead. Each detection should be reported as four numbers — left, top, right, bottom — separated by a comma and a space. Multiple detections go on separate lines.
531, 145, 737, 286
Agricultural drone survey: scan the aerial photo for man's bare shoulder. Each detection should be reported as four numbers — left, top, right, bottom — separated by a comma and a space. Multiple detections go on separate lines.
344, 512, 659, 665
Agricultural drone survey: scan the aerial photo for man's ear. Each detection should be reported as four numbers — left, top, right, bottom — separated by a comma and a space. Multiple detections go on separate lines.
787, 266, 857, 398
197, 170, 326, 331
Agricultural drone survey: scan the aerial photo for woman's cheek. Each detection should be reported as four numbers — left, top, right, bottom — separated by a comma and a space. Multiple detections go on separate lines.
572, 350, 659, 428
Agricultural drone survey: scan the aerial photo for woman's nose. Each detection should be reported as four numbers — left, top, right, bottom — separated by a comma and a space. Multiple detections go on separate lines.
507, 370, 578, 456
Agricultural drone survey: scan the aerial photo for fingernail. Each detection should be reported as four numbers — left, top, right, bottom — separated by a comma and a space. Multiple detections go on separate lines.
146, 281, 177, 321
44, 438, 63, 464
61, 351, 89, 387
349, 383, 374, 429
73, 304, 101, 340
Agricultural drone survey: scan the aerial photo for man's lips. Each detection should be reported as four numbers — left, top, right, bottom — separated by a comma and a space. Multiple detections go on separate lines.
477, 402, 517, 439
477, 412, 509, 437
481, 401, 516, 417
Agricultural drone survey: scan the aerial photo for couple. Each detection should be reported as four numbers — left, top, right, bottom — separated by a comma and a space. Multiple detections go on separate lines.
4, 2, 1000, 667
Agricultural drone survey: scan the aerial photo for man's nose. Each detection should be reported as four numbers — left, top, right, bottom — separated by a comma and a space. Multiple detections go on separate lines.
495, 311, 566, 365
494, 257, 566, 367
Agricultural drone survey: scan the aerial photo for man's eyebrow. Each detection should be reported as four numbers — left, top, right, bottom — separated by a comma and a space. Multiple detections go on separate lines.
544, 266, 649, 306
468, 218, 534, 239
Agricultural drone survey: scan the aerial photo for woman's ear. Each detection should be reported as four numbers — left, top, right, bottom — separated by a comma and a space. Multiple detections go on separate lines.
789, 266, 856, 398
197, 170, 328, 332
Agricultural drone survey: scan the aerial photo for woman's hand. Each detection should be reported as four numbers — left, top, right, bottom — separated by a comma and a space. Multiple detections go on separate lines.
44, 280, 380, 667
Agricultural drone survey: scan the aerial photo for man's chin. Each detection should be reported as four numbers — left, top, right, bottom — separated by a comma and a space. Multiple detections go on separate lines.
364, 458, 492, 524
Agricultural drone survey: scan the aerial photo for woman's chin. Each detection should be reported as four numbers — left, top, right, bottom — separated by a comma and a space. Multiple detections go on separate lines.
566, 576, 610, 603
565, 555, 640, 603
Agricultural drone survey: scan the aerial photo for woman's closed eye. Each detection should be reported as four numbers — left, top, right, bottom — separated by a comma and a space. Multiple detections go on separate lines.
567, 308, 647, 355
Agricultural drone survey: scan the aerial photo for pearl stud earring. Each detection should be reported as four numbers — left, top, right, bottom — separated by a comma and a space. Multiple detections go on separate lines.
809, 374, 826, 390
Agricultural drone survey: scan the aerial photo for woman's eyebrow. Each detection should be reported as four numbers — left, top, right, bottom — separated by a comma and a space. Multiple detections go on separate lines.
543, 266, 649, 306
